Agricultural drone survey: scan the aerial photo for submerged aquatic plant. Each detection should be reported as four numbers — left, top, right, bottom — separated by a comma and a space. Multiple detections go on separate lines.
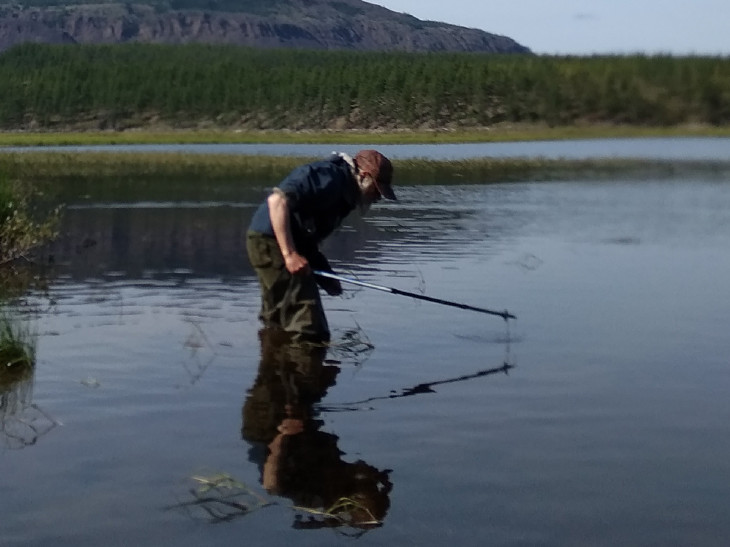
167, 473, 273, 523
328, 324, 375, 368
292, 496, 384, 534
168, 470, 387, 534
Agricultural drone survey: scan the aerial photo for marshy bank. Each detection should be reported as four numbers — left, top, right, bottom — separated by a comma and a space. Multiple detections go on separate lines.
2, 125, 730, 147
2, 152, 730, 191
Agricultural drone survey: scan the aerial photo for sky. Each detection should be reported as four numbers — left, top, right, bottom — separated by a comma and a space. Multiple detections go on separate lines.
375, 0, 730, 56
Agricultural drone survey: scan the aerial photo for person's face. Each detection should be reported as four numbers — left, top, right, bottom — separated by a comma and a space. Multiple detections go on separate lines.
360, 173, 382, 206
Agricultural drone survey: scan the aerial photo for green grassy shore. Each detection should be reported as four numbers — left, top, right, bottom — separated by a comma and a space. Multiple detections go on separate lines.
2, 151, 729, 189
2, 124, 730, 147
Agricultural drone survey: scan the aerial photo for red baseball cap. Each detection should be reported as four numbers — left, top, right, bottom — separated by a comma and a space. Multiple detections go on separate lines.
354, 149, 396, 200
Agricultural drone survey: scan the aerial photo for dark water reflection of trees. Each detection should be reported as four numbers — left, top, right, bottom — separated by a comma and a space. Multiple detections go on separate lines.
47, 186, 504, 283
47, 203, 395, 281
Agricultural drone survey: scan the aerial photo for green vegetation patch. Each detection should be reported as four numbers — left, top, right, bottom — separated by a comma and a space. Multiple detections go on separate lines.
3, 124, 730, 147
0, 313, 35, 380
3, 151, 730, 188
0, 186, 60, 266
2, 43, 730, 131
0, 151, 306, 184
0, 167, 61, 269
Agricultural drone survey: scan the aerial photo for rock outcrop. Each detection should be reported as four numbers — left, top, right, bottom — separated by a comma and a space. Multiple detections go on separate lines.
0, 1, 531, 53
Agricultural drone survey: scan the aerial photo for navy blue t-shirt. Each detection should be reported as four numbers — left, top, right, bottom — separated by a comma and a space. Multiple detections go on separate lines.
248, 155, 360, 255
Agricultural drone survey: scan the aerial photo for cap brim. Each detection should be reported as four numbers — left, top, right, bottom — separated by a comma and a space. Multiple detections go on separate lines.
376, 181, 397, 201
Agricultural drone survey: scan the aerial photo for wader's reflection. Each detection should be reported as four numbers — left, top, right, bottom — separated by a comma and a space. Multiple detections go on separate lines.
242, 328, 392, 530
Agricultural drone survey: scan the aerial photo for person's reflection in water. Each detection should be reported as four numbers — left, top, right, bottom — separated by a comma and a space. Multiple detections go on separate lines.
242, 328, 392, 531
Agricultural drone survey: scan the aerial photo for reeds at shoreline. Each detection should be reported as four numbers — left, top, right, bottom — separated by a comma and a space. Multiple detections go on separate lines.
0, 312, 35, 385
2, 151, 729, 186
2, 125, 730, 147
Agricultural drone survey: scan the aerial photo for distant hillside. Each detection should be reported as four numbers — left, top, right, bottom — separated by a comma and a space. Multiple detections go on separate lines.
0, 0, 532, 53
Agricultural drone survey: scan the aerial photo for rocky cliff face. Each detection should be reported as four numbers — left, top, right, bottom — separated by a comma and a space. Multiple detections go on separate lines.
0, 1, 531, 53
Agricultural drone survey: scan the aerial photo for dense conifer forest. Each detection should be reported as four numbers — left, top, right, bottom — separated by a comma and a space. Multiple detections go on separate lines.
1, 43, 729, 130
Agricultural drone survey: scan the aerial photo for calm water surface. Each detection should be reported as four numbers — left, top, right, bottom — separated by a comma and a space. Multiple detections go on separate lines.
2, 163, 730, 545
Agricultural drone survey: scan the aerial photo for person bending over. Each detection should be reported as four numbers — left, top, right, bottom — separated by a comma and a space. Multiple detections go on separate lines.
246, 150, 396, 343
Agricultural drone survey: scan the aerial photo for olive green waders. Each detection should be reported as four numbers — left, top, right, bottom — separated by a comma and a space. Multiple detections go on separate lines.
246, 231, 330, 343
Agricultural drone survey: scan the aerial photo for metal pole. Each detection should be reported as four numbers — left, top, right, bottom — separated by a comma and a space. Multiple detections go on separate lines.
313, 270, 516, 321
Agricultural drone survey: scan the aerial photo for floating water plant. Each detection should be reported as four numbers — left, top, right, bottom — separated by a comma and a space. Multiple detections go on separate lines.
292, 496, 384, 534
167, 470, 386, 534
329, 325, 375, 366
167, 473, 273, 523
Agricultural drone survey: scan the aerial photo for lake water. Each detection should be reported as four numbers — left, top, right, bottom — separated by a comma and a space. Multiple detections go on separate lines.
2, 140, 730, 546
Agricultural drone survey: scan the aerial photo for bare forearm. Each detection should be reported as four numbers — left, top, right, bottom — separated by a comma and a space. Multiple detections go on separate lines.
268, 192, 309, 274
268, 192, 296, 256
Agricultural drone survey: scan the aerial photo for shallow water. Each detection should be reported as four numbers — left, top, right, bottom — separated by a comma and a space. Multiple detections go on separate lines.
3, 172, 730, 546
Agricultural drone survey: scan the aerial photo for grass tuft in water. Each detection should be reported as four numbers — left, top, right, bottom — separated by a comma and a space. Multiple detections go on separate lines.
0, 314, 35, 372
0, 314, 36, 400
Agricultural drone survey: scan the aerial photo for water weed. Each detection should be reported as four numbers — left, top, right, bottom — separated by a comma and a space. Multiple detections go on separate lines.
0, 313, 34, 381
167, 473, 273, 523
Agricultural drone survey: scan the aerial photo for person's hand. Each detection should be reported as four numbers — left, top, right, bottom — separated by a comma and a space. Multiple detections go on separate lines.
283, 251, 310, 275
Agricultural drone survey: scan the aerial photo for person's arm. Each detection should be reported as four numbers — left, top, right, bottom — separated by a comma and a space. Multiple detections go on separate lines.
267, 190, 310, 275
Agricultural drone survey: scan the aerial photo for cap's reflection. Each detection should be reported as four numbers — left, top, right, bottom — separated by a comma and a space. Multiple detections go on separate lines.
242, 328, 392, 531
